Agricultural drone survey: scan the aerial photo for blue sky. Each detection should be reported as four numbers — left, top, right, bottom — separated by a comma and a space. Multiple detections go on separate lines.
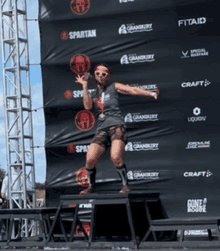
0, 0, 46, 183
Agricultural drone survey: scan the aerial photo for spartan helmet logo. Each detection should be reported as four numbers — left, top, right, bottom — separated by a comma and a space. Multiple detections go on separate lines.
120, 55, 129, 65
69, 53, 91, 75
75, 167, 89, 187
118, 24, 127, 34
125, 142, 133, 151
70, 0, 90, 15
75, 110, 95, 131
124, 113, 133, 123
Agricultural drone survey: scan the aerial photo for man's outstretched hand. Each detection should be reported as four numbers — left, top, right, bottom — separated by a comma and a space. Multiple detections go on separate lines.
154, 86, 159, 100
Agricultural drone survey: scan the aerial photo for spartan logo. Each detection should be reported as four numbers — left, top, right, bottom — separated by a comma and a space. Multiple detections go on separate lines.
70, 0, 90, 15
120, 55, 129, 64
124, 113, 133, 122
125, 142, 133, 151
118, 24, 127, 34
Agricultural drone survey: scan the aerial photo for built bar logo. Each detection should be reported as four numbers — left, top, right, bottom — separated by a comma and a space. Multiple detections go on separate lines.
187, 198, 207, 213
119, 23, 153, 34
181, 48, 209, 58
125, 142, 159, 151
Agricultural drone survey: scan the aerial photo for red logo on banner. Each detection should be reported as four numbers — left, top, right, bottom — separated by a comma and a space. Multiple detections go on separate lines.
60, 31, 69, 40
64, 90, 73, 99
75, 166, 89, 187
75, 110, 95, 131
70, 0, 90, 15
69, 54, 91, 76
75, 222, 91, 236
67, 144, 76, 153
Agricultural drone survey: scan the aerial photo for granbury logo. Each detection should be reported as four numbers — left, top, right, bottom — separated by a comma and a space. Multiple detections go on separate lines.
184, 170, 213, 178
125, 142, 159, 151
178, 17, 206, 27
76, 145, 89, 153
69, 29, 96, 39
188, 107, 207, 123
120, 54, 155, 65
127, 171, 159, 180
181, 79, 211, 88
187, 198, 207, 213
119, 23, 153, 34
124, 113, 158, 123
181, 48, 209, 58
186, 141, 211, 149
73, 89, 96, 98
119, 0, 135, 3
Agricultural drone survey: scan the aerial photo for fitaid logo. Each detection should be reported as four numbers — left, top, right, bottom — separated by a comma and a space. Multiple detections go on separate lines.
186, 141, 210, 149
178, 17, 206, 27
124, 113, 158, 123
127, 171, 159, 180
188, 107, 207, 123
125, 142, 159, 151
181, 48, 209, 58
187, 198, 207, 213
120, 54, 155, 64
119, 23, 153, 34
184, 170, 213, 178
181, 79, 211, 88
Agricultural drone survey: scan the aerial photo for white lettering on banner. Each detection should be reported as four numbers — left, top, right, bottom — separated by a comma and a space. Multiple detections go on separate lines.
76, 145, 89, 153
127, 171, 159, 180
124, 113, 158, 123
125, 142, 159, 151
119, 23, 153, 34
186, 141, 210, 149
181, 48, 209, 59
119, 0, 135, 3
120, 54, 155, 64
79, 203, 92, 208
73, 89, 95, 98
187, 198, 207, 213
130, 84, 157, 90
188, 107, 207, 123
184, 170, 213, 178
184, 230, 208, 236
69, 30, 96, 39
181, 79, 211, 88
178, 17, 206, 27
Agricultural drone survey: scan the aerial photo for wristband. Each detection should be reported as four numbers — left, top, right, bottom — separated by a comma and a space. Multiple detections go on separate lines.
151, 92, 155, 97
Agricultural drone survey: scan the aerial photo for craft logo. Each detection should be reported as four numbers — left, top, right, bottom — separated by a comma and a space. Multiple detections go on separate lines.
69, 53, 91, 75
184, 170, 213, 178
119, 23, 153, 34
79, 203, 92, 208
119, 0, 135, 2
124, 113, 158, 123
181, 79, 211, 88
188, 107, 207, 123
70, 0, 90, 15
120, 54, 155, 64
186, 141, 210, 149
125, 142, 159, 151
127, 171, 159, 180
75, 110, 95, 131
178, 17, 206, 27
75, 166, 89, 187
73, 89, 96, 98
187, 198, 207, 213
181, 48, 209, 58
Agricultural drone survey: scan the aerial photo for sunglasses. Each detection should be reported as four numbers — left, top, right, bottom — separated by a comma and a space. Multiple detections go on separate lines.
95, 72, 109, 77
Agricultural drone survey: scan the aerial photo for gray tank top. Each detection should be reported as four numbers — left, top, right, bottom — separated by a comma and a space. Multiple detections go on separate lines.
91, 82, 125, 133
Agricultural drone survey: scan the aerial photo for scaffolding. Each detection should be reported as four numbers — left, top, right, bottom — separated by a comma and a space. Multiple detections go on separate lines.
0, 0, 36, 237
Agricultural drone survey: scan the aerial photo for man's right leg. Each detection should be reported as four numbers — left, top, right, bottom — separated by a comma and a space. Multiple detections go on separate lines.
80, 142, 105, 195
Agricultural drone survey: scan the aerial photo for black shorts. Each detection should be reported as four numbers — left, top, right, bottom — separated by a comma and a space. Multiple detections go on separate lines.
91, 125, 128, 149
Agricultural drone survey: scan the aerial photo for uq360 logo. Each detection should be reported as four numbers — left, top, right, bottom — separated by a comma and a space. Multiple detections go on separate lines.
188, 107, 207, 123
124, 113, 158, 123
127, 171, 159, 180
187, 198, 207, 213
125, 142, 159, 151
119, 23, 153, 34
120, 54, 155, 64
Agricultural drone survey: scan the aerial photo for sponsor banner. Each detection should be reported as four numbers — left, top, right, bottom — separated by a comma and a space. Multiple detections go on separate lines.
125, 142, 159, 151
186, 141, 210, 149
188, 107, 207, 123
178, 17, 206, 27
127, 170, 159, 180
184, 230, 208, 236
183, 170, 213, 178
187, 198, 207, 213
119, 23, 153, 34
61, 29, 97, 40
181, 79, 211, 88
124, 113, 159, 123
120, 54, 155, 65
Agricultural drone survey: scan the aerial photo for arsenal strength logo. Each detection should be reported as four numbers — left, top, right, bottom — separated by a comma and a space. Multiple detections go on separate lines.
70, 0, 90, 15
